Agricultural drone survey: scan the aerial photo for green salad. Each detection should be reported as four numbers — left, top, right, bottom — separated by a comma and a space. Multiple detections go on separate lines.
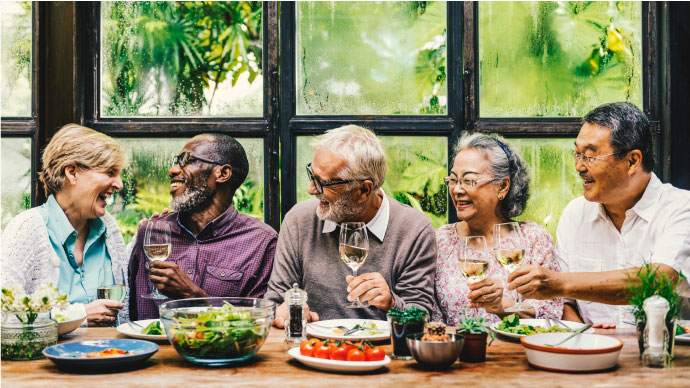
52, 314, 69, 323
141, 320, 165, 335
167, 302, 267, 360
496, 314, 571, 335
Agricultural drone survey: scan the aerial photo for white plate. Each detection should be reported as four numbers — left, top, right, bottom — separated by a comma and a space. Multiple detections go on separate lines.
116, 319, 168, 340
676, 320, 690, 344
490, 319, 595, 339
287, 347, 390, 372
306, 319, 390, 341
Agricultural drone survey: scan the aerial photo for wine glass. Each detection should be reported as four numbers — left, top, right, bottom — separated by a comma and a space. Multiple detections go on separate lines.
339, 222, 369, 308
493, 222, 530, 312
141, 220, 171, 300
460, 236, 490, 317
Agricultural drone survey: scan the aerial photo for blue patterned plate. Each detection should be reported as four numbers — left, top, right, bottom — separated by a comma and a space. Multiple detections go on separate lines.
43, 339, 158, 370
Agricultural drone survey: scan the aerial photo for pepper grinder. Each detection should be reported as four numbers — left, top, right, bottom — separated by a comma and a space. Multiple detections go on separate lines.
284, 283, 308, 344
641, 295, 671, 368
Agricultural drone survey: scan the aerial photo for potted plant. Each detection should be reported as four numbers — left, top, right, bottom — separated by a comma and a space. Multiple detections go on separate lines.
1, 283, 68, 360
456, 316, 495, 363
625, 263, 682, 358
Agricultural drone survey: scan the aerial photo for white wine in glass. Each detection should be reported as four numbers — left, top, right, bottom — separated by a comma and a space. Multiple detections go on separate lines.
97, 284, 126, 303
142, 220, 171, 300
493, 222, 530, 312
340, 222, 369, 308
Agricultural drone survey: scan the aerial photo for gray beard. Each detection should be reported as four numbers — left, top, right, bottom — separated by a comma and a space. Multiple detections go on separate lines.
315, 193, 365, 223
170, 185, 214, 214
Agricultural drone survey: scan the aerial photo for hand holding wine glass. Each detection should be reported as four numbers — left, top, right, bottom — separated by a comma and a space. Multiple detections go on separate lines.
142, 220, 171, 300
460, 236, 490, 316
339, 222, 369, 308
493, 222, 530, 312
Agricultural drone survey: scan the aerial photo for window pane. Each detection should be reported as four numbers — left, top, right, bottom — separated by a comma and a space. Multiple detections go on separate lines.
1, 2, 32, 117
479, 1, 642, 117
512, 138, 582, 238
296, 2, 447, 115
1, 138, 32, 229
100, 2, 263, 117
296, 136, 448, 228
109, 138, 264, 243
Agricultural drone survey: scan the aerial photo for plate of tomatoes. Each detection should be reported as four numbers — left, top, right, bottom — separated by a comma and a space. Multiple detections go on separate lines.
288, 339, 390, 372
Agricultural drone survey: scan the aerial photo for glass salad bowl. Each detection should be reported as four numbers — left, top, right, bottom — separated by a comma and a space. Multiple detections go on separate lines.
159, 297, 275, 366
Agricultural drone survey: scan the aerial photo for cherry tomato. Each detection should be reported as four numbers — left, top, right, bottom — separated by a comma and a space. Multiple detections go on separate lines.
314, 344, 332, 359
346, 348, 366, 362
330, 345, 349, 361
342, 341, 358, 352
299, 339, 321, 357
365, 346, 385, 361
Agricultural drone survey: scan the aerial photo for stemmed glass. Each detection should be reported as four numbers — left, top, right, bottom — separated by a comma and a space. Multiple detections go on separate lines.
339, 222, 369, 308
460, 236, 490, 317
493, 222, 530, 312
141, 220, 171, 300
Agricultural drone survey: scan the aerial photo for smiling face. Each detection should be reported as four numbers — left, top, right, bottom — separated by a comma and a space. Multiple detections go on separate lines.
308, 149, 364, 222
575, 123, 630, 205
71, 167, 123, 219
168, 139, 216, 213
449, 149, 504, 223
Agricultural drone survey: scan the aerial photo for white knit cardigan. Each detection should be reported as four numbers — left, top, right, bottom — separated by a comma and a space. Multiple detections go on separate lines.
1, 208, 130, 320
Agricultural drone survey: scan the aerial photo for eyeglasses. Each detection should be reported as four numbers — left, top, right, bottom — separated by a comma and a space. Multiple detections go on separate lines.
306, 163, 357, 194
571, 150, 619, 165
171, 152, 224, 168
443, 176, 496, 190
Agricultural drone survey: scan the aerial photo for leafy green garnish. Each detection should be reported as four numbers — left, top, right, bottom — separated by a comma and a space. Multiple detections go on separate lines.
388, 307, 428, 324
141, 320, 164, 335
625, 262, 682, 323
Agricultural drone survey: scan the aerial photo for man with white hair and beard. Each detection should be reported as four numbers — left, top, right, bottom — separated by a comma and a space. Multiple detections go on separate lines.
128, 134, 277, 320
265, 125, 437, 326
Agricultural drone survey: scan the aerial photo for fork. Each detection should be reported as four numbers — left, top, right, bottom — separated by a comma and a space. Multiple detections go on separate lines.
308, 323, 349, 332
545, 324, 592, 347
121, 316, 144, 330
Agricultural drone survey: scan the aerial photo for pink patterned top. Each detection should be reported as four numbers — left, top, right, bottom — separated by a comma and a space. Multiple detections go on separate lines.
432, 221, 563, 325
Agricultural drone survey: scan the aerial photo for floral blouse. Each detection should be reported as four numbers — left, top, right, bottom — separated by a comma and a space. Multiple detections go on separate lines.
432, 221, 563, 325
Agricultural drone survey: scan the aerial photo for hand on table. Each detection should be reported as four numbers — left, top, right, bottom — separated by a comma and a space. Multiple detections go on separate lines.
85, 299, 122, 327
346, 272, 394, 311
149, 261, 207, 299
467, 277, 504, 314
507, 264, 563, 300
592, 322, 617, 329
273, 302, 319, 328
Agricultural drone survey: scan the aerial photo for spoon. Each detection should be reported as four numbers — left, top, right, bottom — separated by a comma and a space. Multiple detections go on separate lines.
545, 324, 592, 347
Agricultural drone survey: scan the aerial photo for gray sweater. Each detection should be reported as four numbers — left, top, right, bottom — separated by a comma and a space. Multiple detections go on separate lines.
265, 197, 437, 321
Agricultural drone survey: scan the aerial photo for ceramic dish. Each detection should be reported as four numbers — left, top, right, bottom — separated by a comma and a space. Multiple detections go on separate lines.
43, 339, 159, 370
676, 320, 690, 344
520, 332, 623, 372
116, 319, 167, 341
287, 347, 390, 373
306, 319, 390, 341
52, 306, 87, 336
490, 319, 595, 339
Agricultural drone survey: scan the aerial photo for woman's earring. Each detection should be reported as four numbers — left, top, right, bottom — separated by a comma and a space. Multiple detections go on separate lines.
498, 195, 504, 200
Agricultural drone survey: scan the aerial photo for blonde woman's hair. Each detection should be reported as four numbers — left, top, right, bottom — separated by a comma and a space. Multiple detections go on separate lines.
310, 125, 386, 190
39, 124, 125, 196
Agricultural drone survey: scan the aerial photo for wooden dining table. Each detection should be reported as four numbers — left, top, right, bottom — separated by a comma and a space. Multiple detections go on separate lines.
2, 327, 690, 387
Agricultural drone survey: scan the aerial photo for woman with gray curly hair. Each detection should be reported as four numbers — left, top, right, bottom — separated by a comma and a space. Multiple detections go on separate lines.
431, 133, 563, 325
1, 124, 130, 326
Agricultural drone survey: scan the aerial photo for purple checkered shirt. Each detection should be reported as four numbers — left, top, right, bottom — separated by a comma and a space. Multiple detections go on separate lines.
129, 206, 277, 320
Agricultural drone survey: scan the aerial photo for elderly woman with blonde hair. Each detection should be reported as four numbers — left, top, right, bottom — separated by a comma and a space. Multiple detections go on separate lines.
1, 124, 130, 326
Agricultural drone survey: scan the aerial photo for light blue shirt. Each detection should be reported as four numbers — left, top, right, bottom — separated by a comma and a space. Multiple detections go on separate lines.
37, 195, 115, 304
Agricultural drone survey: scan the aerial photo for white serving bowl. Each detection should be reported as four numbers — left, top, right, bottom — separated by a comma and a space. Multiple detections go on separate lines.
52, 306, 87, 336
520, 332, 623, 372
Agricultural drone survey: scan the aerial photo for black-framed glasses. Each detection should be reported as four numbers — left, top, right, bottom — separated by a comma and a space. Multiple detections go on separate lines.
306, 163, 356, 194
171, 152, 224, 168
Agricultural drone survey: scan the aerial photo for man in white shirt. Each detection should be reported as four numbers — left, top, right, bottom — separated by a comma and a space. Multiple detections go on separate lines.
507, 102, 690, 328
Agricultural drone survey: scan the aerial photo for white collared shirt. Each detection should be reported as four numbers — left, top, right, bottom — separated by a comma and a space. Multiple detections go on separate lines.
321, 189, 390, 242
556, 173, 690, 327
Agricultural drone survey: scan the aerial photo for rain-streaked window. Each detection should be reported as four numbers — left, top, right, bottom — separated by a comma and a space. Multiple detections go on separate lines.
108, 138, 264, 243
479, 1, 642, 117
296, 2, 447, 115
296, 136, 448, 228
100, 1, 263, 117
1, 1, 32, 117
511, 139, 583, 238
1, 138, 32, 229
